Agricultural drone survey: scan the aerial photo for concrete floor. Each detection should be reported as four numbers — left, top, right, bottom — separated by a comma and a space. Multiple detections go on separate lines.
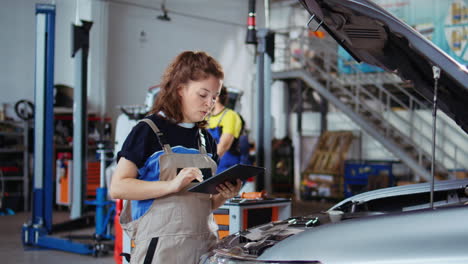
0, 200, 332, 263
0, 211, 115, 264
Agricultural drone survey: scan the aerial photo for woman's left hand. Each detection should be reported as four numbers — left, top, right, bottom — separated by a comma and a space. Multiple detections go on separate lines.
216, 179, 242, 200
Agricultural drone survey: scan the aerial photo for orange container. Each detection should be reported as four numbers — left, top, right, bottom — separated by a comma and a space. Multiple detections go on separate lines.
241, 190, 267, 199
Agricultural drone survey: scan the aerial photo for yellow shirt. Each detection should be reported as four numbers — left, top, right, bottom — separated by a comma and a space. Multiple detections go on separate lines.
208, 108, 242, 138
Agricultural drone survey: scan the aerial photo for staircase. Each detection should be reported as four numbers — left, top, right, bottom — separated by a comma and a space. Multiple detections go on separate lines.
273, 28, 468, 181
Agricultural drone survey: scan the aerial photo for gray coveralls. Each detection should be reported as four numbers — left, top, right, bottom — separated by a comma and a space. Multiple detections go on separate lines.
120, 119, 218, 263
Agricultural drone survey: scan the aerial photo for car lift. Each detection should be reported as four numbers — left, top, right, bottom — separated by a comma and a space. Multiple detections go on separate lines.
22, 4, 114, 256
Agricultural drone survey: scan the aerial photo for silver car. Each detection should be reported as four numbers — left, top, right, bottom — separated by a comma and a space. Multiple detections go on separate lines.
201, 0, 468, 262
202, 179, 468, 264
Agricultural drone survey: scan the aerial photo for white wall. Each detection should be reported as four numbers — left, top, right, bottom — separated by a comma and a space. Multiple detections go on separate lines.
1, 0, 42, 117
105, 0, 262, 126
0, 0, 105, 117
1, 0, 262, 137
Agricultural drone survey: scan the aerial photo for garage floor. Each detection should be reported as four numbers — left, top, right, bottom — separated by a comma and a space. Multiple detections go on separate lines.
0, 200, 332, 263
0, 211, 115, 264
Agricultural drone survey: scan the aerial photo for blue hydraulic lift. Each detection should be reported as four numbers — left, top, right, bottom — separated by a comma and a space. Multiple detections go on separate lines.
22, 4, 114, 255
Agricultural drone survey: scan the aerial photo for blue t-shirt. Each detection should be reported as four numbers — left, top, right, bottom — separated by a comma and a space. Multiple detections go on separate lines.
117, 114, 219, 220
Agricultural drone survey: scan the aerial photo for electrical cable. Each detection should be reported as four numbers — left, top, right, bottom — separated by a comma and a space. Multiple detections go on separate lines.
109, 0, 244, 27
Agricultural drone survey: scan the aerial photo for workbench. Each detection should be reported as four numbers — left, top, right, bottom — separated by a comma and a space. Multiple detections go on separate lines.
214, 198, 292, 238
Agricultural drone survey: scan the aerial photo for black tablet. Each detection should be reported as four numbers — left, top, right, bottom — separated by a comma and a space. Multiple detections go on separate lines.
188, 164, 265, 194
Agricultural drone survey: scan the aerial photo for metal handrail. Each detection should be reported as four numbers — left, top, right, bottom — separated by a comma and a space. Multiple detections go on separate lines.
290, 28, 463, 135
345, 59, 467, 168
316, 36, 467, 159
309, 59, 439, 169
327, 59, 458, 170
273, 69, 432, 180
277, 29, 467, 169
349, 77, 454, 169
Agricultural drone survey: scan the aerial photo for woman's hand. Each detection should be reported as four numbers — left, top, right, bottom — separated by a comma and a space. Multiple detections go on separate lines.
169, 167, 204, 193
216, 179, 242, 200
211, 179, 242, 210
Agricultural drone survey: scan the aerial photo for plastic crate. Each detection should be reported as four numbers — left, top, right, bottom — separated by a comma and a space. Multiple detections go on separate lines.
344, 161, 394, 198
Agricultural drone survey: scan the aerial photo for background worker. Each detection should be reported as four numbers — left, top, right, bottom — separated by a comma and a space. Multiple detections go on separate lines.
208, 86, 244, 173
110, 51, 241, 264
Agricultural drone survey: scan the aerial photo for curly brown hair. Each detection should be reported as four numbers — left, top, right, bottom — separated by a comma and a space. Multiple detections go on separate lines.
218, 85, 228, 106
151, 51, 224, 127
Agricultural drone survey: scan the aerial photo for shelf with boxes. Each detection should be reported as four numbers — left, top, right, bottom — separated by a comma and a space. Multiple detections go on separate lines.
53, 109, 113, 205
53, 108, 112, 150
0, 120, 31, 212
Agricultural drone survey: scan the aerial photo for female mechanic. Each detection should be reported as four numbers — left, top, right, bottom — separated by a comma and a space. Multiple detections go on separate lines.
110, 51, 242, 263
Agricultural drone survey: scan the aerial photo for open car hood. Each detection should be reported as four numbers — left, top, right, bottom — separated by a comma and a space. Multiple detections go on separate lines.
203, 179, 468, 263
299, 0, 468, 133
